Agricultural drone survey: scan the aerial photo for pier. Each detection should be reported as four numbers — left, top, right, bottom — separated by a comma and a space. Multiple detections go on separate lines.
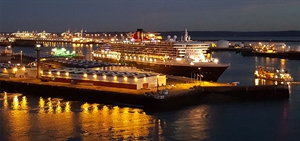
0, 76, 289, 111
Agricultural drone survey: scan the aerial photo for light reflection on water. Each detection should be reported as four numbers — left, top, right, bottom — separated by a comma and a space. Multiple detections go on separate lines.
0, 94, 172, 140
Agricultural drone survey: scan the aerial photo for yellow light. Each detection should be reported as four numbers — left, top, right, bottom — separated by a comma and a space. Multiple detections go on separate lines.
124, 76, 128, 81
65, 101, 71, 112
103, 75, 107, 79
13, 67, 18, 73
81, 102, 90, 112
22, 67, 25, 71
114, 76, 117, 80
93, 74, 97, 79
57, 71, 60, 75
12, 95, 19, 110
83, 73, 87, 78
39, 97, 45, 108
55, 100, 62, 113
47, 97, 53, 113
3, 68, 8, 73
144, 77, 146, 82
65, 72, 69, 76
21, 96, 28, 109
49, 71, 52, 75
134, 77, 138, 82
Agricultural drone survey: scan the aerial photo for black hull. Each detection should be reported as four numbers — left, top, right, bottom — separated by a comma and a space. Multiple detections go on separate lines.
94, 57, 228, 82
241, 51, 300, 60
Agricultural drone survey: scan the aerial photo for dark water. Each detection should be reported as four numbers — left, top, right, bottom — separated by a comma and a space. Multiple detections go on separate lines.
1, 43, 300, 141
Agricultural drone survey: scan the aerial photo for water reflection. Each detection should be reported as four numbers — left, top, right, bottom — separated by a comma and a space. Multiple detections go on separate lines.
79, 104, 155, 140
0, 92, 213, 140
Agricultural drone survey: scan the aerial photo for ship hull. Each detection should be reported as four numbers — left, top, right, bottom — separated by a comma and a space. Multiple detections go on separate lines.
94, 57, 228, 82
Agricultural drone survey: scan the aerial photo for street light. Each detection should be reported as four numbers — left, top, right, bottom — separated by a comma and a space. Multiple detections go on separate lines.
35, 44, 41, 78
198, 67, 202, 86
157, 75, 159, 92
20, 51, 22, 65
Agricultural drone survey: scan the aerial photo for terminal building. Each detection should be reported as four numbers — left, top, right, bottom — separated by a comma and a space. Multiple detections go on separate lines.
41, 68, 167, 90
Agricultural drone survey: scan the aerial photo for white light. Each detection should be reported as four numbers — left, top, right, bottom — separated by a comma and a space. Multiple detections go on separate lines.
213, 59, 218, 63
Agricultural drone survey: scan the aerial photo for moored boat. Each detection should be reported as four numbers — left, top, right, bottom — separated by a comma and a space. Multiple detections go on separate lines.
254, 66, 293, 82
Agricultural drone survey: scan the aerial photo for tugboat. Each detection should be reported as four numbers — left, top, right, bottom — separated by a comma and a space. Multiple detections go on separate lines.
254, 66, 293, 82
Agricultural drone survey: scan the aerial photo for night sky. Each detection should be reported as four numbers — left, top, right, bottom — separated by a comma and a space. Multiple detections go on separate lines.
0, 0, 299, 32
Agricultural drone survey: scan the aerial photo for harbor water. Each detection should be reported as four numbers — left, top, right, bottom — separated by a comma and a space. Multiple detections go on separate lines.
0, 43, 300, 141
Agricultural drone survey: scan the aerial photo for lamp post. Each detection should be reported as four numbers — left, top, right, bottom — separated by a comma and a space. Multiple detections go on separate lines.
35, 44, 41, 78
20, 51, 22, 65
198, 67, 202, 86
157, 75, 159, 93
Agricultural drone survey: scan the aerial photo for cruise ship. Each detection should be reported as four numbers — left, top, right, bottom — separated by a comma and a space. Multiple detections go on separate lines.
92, 29, 229, 82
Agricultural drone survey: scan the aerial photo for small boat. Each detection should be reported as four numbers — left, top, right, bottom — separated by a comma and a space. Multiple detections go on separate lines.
254, 67, 294, 82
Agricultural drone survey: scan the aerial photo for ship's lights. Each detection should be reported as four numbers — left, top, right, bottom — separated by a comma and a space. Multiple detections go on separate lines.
124, 76, 128, 81
190, 62, 194, 65
57, 71, 60, 75
103, 75, 107, 79
65, 72, 69, 76
83, 73, 87, 78
22, 67, 26, 71
114, 76, 117, 80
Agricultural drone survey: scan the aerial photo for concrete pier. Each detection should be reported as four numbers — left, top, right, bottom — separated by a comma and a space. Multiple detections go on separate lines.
0, 77, 290, 111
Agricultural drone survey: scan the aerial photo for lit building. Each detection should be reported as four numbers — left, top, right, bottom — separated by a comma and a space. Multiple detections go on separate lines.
0, 64, 37, 78
41, 68, 166, 90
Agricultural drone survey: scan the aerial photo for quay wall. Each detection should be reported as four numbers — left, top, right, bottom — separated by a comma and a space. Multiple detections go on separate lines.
0, 79, 290, 111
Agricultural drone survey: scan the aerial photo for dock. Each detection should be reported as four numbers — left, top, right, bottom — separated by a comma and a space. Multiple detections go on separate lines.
0, 77, 290, 111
